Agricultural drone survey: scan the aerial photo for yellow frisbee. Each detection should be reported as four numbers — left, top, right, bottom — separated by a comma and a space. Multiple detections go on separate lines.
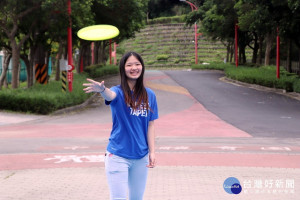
77, 25, 120, 41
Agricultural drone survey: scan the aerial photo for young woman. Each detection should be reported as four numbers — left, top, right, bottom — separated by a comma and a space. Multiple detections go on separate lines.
83, 52, 158, 200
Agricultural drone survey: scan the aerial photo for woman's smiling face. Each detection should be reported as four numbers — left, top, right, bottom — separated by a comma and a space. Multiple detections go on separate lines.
124, 55, 143, 80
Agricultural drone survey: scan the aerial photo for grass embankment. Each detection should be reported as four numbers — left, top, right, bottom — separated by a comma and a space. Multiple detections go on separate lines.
0, 65, 119, 114
192, 62, 300, 93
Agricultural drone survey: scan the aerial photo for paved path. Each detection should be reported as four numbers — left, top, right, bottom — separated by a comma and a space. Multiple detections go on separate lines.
0, 70, 299, 200
165, 70, 300, 137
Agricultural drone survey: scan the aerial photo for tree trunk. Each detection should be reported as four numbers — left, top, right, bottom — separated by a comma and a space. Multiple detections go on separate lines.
34, 44, 46, 64
239, 45, 246, 64
77, 46, 84, 73
230, 43, 234, 63
226, 42, 230, 63
55, 41, 64, 81
264, 32, 275, 66
286, 38, 292, 73
20, 54, 32, 88
0, 52, 11, 90
94, 42, 99, 64
298, 48, 300, 75
238, 32, 247, 64
27, 44, 36, 87
78, 40, 91, 71
251, 32, 259, 64
98, 41, 108, 65
45, 51, 50, 82
64, 45, 68, 62
11, 41, 21, 89
81, 43, 91, 69
258, 36, 264, 65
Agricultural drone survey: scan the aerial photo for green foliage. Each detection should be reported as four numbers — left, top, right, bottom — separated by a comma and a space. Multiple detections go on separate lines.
192, 62, 231, 70
83, 64, 102, 75
0, 63, 119, 114
193, 62, 300, 92
148, 0, 188, 19
85, 64, 119, 78
225, 66, 299, 92
293, 79, 300, 93
185, 0, 236, 42
92, 0, 149, 41
184, 0, 300, 66
174, 58, 180, 64
156, 54, 169, 61
116, 46, 126, 55
146, 60, 155, 65
147, 15, 186, 24
0, 73, 91, 114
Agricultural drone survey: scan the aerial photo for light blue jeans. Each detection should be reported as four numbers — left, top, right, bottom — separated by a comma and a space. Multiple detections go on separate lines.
105, 152, 149, 200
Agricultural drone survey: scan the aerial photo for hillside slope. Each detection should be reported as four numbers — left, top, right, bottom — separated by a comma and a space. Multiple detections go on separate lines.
118, 23, 227, 68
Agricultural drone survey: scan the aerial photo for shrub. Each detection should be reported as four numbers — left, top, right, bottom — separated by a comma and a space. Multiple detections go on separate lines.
84, 64, 103, 75
192, 62, 231, 70
0, 73, 91, 114
156, 54, 169, 61
193, 62, 300, 93
293, 79, 300, 93
0, 63, 120, 114
146, 60, 155, 65
147, 15, 186, 25
174, 59, 180, 64
84, 64, 119, 78
116, 46, 125, 55
88, 65, 119, 78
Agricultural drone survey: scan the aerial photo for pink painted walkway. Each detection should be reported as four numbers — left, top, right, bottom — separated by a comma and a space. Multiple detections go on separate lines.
1, 152, 299, 171
0, 101, 250, 139
156, 102, 251, 138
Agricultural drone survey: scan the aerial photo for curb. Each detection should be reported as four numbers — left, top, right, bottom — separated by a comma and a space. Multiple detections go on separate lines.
220, 76, 300, 102
51, 74, 120, 116
51, 93, 103, 116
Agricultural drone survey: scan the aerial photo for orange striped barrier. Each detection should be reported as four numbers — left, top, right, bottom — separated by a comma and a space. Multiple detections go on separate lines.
35, 64, 48, 84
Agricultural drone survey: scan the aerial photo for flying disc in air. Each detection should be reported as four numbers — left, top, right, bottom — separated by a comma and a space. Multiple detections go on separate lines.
77, 25, 120, 41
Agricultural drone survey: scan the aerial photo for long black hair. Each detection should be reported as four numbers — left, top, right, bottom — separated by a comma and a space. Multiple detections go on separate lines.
119, 52, 149, 111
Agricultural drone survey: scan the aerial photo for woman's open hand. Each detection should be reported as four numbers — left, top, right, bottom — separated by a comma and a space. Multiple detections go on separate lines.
147, 152, 156, 168
83, 78, 105, 93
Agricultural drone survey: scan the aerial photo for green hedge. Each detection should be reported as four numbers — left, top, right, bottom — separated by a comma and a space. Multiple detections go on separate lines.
156, 54, 169, 61
192, 62, 300, 93
0, 73, 91, 114
147, 15, 186, 25
84, 64, 119, 78
0, 64, 119, 114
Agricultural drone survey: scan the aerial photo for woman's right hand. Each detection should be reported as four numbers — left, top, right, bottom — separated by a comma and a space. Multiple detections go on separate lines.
83, 78, 105, 93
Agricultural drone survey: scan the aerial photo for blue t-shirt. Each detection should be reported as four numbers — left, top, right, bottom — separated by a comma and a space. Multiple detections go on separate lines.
105, 85, 159, 159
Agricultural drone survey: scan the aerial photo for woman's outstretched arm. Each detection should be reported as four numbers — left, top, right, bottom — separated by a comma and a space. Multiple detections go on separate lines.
83, 78, 117, 101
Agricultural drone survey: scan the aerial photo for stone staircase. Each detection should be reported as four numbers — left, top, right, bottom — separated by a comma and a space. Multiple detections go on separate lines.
118, 23, 228, 68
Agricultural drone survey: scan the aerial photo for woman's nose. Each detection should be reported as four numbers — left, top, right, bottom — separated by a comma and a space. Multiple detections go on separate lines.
132, 64, 138, 69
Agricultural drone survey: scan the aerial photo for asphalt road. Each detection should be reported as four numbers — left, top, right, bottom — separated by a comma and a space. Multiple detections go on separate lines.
165, 70, 300, 138
1, 70, 300, 200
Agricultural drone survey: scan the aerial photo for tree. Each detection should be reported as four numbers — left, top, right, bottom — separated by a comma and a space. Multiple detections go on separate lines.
79, 0, 150, 67
147, 0, 186, 19
0, 29, 12, 89
235, 0, 297, 66
0, 0, 95, 88
235, 0, 267, 64
185, 0, 242, 63
280, 0, 300, 71
0, 0, 41, 89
